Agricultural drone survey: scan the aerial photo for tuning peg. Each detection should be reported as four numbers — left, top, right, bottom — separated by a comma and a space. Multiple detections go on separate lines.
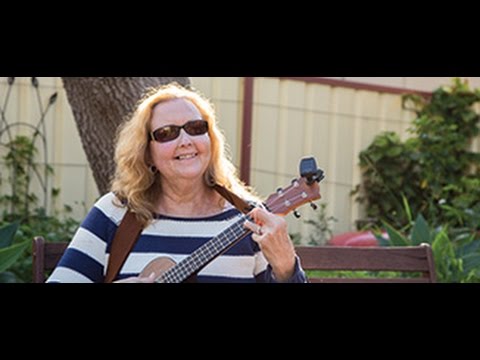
310, 203, 318, 211
293, 211, 301, 219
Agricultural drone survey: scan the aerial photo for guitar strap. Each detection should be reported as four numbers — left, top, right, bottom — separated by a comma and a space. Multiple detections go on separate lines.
104, 184, 252, 283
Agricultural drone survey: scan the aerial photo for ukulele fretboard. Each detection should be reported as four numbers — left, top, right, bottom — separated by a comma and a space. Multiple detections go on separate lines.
158, 215, 252, 283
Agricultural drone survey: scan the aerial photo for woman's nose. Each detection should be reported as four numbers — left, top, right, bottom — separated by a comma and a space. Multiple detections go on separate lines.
177, 128, 193, 146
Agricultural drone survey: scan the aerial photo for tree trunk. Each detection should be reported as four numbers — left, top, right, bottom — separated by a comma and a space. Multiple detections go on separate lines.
61, 77, 190, 194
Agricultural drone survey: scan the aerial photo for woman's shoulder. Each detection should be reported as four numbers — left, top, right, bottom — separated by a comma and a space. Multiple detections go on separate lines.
92, 192, 127, 224
93, 192, 119, 207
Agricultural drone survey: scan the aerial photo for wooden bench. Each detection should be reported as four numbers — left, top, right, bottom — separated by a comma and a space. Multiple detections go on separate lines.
32, 237, 68, 283
32, 237, 437, 283
295, 244, 437, 283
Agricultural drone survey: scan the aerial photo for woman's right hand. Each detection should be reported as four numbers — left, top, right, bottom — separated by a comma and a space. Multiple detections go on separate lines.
114, 272, 156, 283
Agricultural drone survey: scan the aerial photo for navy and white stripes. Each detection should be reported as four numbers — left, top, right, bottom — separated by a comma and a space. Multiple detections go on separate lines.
47, 192, 306, 283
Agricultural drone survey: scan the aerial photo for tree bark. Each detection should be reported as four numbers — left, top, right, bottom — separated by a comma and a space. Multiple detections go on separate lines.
61, 77, 190, 194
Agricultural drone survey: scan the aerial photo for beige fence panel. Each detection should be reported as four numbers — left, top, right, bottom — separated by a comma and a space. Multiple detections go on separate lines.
190, 77, 243, 165
325, 77, 480, 91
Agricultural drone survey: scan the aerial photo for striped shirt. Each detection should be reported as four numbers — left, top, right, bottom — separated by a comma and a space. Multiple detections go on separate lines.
47, 192, 306, 283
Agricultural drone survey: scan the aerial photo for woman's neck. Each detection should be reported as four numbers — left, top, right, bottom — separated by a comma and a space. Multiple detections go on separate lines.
156, 178, 223, 217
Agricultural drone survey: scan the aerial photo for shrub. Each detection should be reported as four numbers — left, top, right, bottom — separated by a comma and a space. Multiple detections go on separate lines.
357, 78, 480, 231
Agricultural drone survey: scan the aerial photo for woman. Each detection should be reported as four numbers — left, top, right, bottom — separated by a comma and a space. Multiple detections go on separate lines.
47, 83, 306, 283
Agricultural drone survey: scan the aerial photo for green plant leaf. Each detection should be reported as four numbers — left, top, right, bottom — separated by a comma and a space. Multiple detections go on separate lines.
431, 229, 454, 281
0, 240, 30, 273
0, 222, 20, 249
459, 238, 480, 256
0, 272, 18, 283
462, 253, 480, 274
375, 234, 390, 247
382, 221, 409, 246
401, 194, 413, 224
411, 214, 431, 245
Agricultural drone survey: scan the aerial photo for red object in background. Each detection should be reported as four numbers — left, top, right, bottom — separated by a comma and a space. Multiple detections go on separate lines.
328, 231, 383, 247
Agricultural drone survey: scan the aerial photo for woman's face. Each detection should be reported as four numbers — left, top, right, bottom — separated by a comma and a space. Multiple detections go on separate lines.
149, 98, 211, 185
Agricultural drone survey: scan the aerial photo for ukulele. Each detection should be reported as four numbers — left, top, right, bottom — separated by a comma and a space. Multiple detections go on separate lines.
140, 157, 325, 283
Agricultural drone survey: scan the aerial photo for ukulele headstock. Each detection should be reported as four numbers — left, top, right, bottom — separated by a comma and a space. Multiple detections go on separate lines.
264, 157, 324, 216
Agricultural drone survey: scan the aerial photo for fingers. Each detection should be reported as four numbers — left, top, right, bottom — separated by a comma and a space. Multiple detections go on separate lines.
244, 220, 263, 236
244, 207, 288, 246
244, 220, 265, 245
114, 272, 156, 283
135, 272, 156, 283
143, 272, 157, 283
248, 207, 287, 233
248, 207, 271, 224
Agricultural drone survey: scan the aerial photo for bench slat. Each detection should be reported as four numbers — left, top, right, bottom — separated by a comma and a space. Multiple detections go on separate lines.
296, 245, 436, 283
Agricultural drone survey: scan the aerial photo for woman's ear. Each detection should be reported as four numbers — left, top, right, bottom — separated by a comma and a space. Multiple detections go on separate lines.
144, 149, 155, 173
204, 168, 216, 187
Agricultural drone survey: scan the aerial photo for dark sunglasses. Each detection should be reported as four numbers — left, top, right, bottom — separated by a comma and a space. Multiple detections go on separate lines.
150, 120, 209, 143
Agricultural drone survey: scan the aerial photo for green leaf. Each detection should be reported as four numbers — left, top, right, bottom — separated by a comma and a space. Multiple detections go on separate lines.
431, 230, 454, 280
0, 223, 20, 249
382, 221, 409, 246
0, 272, 18, 283
459, 238, 480, 256
462, 253, 480, 274
411, 214, 431, 245
0, 240, 30, 273
401, 194, 413, 224
374, 235, 390, 247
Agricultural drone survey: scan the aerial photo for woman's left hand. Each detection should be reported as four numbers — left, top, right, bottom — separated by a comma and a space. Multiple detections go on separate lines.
244, 207, 296, 282
114, 272, 156, 283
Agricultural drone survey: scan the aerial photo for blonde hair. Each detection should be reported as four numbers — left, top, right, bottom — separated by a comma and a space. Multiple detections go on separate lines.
111, 83, 259, 226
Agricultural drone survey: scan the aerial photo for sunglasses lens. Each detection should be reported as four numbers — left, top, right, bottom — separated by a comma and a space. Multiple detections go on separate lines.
151, 120, 208, 143
184, 120, 208, 136
153, 126, 180, 142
